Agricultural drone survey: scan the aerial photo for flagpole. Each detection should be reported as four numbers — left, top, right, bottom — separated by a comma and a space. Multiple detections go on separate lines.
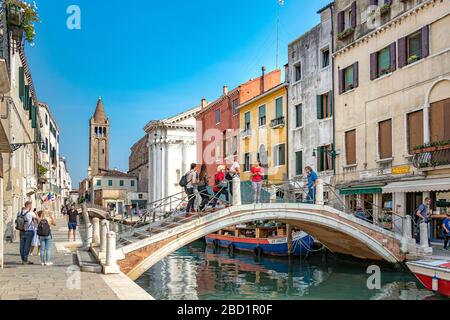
276, 1, 280, 70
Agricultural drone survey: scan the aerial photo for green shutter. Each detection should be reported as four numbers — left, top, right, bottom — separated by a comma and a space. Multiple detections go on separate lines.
329, 91, 334, 117
31, 105, 37, 128
317, 95, 323, 119
19, 67, 25, 101
24, 85, 29, 110
275, 98, 283, 118
317, 146, 323, 172
331, 143, 335, 170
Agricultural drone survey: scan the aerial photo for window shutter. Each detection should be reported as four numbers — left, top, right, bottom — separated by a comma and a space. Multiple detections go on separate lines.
31, 105, 37, 128
19, 67, 25, 101
351, 1, 357, 29
317, 147, 323, 172
317, 95, 323, 120
398, 37, 407, 68
24, 85, 29, 110
337, 11, 344, 33
370, 52, 378, 80
329, 91, 334, 117
407, 110, 424, 154
379, 119, 392, 159
369, 0, 378, 5
353, 62, 359, 88
330, 143, 335, 170
345, 130, 357, 165
421, 25, 429, 58
338, 69, 344, 94
28, 97, 33, 119
390, 42, 397, 72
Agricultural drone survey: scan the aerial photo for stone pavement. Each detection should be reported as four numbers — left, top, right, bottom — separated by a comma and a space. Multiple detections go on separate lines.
0, 215, 153, 300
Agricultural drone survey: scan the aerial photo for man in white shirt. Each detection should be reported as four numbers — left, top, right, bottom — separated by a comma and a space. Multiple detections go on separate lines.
17, 201, 36, 265
185, 163, 198, 214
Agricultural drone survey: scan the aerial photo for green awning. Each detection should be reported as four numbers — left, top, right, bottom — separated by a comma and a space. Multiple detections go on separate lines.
339, 186, 383, 195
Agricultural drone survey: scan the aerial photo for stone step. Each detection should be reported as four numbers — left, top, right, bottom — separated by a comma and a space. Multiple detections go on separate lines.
76, 249, 103, 273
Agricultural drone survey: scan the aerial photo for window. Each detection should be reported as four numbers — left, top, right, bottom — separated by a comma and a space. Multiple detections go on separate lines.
339, 62, 358, 94
215, 109, 221, 124
371, 43, 396, 80
45, 138, 49, 153
345, 130, 356, 165
96, 180, 101, 186
45, 114, 48, 125
232, 99, 239, 115
430, 98, 450, 143
407, 110, 423, 154
275, 97, 283, 119
223, 132, 229, 158
259, 105, 266, 127
120, 180, 124, 187
317, 92, 333, 119
378, 119, 392, 160
294, 63, 301, 82
398, 25, 429, 67
131, 180, 135, 187
295, 151, 303, 176
274, 144, 286, 166
108, 180, 113, 187
337, 2, 356, 33
244, 153, 251, 172
317, 145, 334, 172
321, 47, 330, 68
295, 104, 302, 128
244, 111, 251, 131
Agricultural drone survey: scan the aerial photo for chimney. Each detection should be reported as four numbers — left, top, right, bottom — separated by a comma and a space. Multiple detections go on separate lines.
223, 86, 229, 96
201, 98, 207, 108
284, 63, 289, 83
261, 66, 266, 94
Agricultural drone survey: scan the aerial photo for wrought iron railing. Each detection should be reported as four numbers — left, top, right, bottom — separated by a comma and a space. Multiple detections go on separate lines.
270, 116, 285, 128
412, 144, 450, 168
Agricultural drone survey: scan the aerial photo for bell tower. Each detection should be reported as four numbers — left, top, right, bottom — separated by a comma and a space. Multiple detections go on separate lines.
89, 97, 110, 175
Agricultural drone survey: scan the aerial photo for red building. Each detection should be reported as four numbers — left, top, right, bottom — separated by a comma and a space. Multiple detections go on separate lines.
196, 68, 281, 183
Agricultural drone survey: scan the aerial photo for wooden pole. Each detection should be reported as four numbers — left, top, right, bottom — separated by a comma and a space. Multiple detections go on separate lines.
286, 224, 293, 256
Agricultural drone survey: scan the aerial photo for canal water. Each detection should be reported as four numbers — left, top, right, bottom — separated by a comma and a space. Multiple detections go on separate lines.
136, 240, 444, 300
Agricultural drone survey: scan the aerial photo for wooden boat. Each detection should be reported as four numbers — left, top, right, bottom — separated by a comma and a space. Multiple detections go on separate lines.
406, 260, 450, 297
205, 224, 314, 257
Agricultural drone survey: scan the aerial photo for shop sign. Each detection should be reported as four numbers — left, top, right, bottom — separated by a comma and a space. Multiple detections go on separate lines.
392, 165, 410, 175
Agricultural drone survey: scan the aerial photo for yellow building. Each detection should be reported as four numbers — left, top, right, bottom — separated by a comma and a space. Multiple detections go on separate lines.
239, 83, 288, 184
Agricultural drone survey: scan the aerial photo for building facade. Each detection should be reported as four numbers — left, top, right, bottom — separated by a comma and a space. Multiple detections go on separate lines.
239, 83, 288, 184
145, 107, 200, 206
195, 68, 281, 184
287, 4, 335, 188
59, 156, 72, 207
128, 135, 149, 193
333, 0, 450, 234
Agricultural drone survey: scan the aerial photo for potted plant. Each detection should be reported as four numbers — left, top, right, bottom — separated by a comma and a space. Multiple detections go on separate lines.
380, 3, 391, 15
337, 27, 354, 41
407, 54, 419, 64
6, 0, 40, 44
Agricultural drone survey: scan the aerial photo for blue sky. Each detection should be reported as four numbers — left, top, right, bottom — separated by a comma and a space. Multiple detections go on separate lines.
26, 0, 331, 186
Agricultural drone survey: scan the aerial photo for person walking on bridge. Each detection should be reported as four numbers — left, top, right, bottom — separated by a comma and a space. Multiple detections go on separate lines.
184, 163, 198, 214
442, 212, 450, 251
67, 204, 79, 242
305, 166, 318, 204
197, 164, 211, 211
415, 197, 431, 246
251, 161, 264, 204
212, 165, 229, 208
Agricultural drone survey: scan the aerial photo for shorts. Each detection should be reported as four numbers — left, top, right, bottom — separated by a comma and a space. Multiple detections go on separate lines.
68, 222, 77, 230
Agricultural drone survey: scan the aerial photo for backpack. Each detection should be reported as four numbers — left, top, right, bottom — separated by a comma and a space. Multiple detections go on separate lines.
179, 174, 189, 188
15, 211, 29, 232
37, 219, 51, 237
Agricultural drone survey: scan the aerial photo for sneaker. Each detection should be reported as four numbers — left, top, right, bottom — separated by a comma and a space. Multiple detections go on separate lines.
27, 261, 34, 265
46, 262, 54, 266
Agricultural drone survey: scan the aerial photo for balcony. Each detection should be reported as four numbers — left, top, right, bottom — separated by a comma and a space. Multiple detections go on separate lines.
240, 128, 252, 139
412, 141, 450, 169
270, 117, 285, 129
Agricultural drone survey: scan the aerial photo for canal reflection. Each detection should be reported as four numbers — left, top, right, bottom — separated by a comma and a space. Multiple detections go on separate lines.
136, 241, 441, 300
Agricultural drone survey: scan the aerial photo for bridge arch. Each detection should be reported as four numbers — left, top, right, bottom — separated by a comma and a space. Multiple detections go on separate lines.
117, 204, 403, 281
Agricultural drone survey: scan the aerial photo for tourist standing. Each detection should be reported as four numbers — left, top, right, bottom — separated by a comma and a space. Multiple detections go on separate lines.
251, 161, 264, 204
305, 166, 318, 204
29, 209, 41, 257
211, 165, 229, 208
37, 209, 56, 266
442, 212, 450, 250
197, 164, 211, 211
184, 163, 198, 214
16, 201, 36, 265
66, 204, 79, 242
415, 197, 432, 246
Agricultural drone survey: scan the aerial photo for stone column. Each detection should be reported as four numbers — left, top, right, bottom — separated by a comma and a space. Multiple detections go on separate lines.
81, 202, 89, 225
270, 185, 277, 203
99, 220, 109, 261
423, 102, 430, 145
92, 217, 100, 247
232, 176, 241, 206
316, 179, 324, 205
104, 231, 120, 274
373, 193, 382, 226
85, 222, 93, 249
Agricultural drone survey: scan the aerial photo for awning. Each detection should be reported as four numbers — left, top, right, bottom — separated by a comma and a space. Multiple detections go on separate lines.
382, 178, 450, 194
339, 186, 383, 195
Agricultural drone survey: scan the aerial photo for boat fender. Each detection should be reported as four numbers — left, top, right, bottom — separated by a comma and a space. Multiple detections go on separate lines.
432, 274, 439, 292
254, 247, 263, 257
227, 244, 235, 254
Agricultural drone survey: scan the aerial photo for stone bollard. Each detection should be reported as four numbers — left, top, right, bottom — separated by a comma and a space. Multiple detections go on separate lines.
420, 223, 430, 248
232, 176, 241, 206
104, 231, 120, 274
92, 218, 101, 247
99, 220, 109, 261
85, 222, 93, 249
401, 216, 412, 253
315, 179, 324, 205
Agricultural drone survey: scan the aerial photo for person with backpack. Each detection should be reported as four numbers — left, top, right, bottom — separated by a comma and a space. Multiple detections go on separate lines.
415, 197, 432, 245
37, 209, 56, 266
15, 201, 36, 265
182, 163, 198, 214
211, 165, 229, 208
29, 209, 41, 257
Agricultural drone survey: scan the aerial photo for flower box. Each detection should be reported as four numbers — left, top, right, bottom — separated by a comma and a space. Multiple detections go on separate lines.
413, 143, 450, 154
337, 28, 354, 41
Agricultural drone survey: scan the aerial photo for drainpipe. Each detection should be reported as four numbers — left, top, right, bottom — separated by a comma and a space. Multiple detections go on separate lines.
284, 64, 289, 181
330, 5, 337, 177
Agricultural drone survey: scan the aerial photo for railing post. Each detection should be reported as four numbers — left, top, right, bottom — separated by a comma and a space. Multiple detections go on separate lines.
92, 217, 100, 247
85, 221, 93, 249
103, 231, 120, 274
316, 179, 324, 205
270, 185, 277, 203
420, 223, 430, 249
401, 216, 412, 253
232, 176, 241, 206
99, 220, 109, 261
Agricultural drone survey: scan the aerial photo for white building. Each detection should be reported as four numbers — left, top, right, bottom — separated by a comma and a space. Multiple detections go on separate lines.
145, 107, 200, 207
287, 4, 335, 186
59, 156, 72, 207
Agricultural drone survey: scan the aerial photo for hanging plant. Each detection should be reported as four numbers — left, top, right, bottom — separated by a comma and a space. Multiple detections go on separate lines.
6, 0, 40, 44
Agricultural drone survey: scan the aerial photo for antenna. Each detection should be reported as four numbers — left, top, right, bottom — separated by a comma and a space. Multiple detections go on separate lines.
276, 0, 284, 69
